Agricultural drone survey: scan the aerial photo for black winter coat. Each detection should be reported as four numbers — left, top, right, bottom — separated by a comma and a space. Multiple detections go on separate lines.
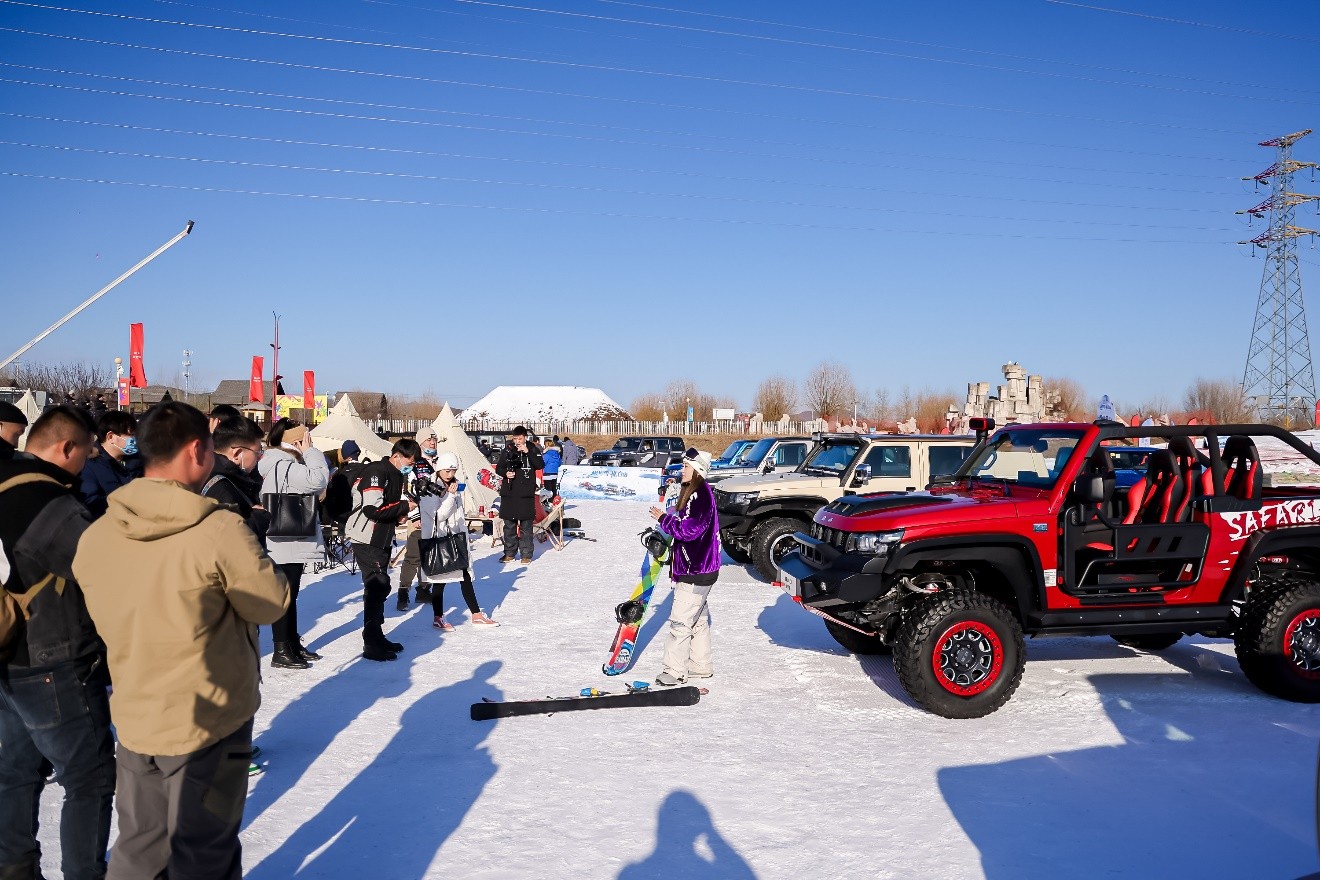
203, 456, 271, 547
496, 445, 544, 520
0, 454, 103, 668
79, 445, 137, 520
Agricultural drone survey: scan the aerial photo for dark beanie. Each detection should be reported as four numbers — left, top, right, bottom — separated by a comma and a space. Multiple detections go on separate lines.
0, 401, 28, 426
341, 439, 361, 459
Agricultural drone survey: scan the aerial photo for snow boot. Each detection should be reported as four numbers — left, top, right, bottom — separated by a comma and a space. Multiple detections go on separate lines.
366, 622, 404, 654
361, 643, 397, 662
415, 584, 432, 603
499, 555, 516, 563
520, 555, 533, 564
396, 588, 410, 612
271, 642, 310, 669
655, 672, 684, 687
294, 636, 322, 662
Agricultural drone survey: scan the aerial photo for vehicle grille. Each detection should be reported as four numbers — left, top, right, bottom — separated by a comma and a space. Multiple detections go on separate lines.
809, 521, 849, 550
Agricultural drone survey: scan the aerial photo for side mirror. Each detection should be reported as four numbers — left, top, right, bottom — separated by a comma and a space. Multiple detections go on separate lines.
762, 460, 776, 474
1073, 474, 1111, 506
851, 464, 872, 488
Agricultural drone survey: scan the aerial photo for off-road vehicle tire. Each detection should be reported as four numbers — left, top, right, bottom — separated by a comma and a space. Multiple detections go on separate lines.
752, 517, 805, 582
720, 532, 752, 565
1112, 634, 1182, 651
1235, 577, 1320, 702
892, 589, 1025, 719
824, 620, 892, 656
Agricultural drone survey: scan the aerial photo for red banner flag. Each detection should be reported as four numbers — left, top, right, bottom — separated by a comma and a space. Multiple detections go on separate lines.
128, 323, 148, 388
303, 371, 315, 412
249, 356, 264, 402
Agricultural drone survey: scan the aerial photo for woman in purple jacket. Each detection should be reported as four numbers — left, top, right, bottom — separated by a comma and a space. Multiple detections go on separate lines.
648, 447, 721, 686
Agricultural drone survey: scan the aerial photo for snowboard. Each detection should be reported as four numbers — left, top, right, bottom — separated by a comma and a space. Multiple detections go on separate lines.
476, 467, 502, 493
471, 684, 703, 721
602, 498, 676, 676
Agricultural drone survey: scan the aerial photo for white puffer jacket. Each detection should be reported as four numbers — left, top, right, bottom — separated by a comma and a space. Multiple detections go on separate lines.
419, 485, 473, 583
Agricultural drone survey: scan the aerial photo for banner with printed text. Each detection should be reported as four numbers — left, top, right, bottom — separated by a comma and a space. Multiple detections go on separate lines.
275, 394, 328, 424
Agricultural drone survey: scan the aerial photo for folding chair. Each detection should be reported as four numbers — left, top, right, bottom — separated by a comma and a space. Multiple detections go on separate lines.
532, 498, 565, 550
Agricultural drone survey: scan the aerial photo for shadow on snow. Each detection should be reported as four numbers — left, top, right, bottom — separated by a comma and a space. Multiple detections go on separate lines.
246, 660, 503, 880
618, 789, 756, 880
939, 642, 1320, 879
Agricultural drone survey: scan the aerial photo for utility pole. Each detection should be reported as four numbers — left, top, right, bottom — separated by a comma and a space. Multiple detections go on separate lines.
269, 313, 281, 424
182, 349, 192, 398
1239, 130, 1319, 427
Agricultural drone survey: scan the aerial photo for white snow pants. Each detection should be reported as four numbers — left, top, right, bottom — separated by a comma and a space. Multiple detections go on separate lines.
661, 582, 712, 679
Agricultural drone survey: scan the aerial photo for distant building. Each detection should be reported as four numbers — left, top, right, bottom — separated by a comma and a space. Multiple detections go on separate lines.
947, 362, 1067, 432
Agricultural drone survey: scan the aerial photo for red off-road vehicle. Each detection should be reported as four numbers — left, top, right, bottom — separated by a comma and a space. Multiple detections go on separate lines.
776, 420, 1320, 718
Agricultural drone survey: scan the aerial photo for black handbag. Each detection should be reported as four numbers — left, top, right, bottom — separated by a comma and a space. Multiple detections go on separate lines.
420, 531, 469, 577
262, 460, 319, 538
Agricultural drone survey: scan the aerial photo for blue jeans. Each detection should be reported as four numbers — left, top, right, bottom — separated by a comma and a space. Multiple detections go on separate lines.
0, 656, 116, 880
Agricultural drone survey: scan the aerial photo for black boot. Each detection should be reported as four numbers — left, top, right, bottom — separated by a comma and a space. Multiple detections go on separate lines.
362, 642, 397, 662
414, 584, 432, 604
272, 641, 310, 669
396, 588, 410, 612
294, 636, 322, 662
366, 622, 404, 654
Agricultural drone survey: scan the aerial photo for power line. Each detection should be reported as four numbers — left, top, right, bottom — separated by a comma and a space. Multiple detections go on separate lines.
0, 25, 1263, 145
0, 77, 1240, 194
0, 170, 1235, 243
0, 139, 1238, 231
0, 4, 1267, 135
0, 111, 1234, 214
1043, 0, 1320, 44
0, 62, 1244, 182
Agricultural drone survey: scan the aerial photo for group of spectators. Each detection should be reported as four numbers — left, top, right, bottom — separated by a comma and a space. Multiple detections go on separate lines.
0, 398, 525, 879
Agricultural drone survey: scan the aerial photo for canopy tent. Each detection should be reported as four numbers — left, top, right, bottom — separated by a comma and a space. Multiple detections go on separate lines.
310, 395, 394, 462
15, 390, 41, 451
430, 403, 498, 516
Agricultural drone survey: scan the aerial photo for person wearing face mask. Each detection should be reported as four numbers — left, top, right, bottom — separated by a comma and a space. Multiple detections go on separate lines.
203, 416, 270, 546
496, 426, 544, 564
257, 419, 330, 670
345, 438, 420, 661
80, 410, 140, 519
396, 428, 441, 611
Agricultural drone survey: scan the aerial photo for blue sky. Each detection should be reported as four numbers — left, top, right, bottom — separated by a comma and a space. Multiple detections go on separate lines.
2, 0, 1319, 413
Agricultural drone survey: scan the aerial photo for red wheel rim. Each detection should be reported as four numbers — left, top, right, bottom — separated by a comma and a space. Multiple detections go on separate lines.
932, 620, 1004, 696
1283, 609, 1320, 679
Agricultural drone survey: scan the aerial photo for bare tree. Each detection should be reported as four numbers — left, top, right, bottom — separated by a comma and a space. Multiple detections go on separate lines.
865, 387, 893, 426
802, 361, 858, 421
893, 386, 959, 433
630, 392, 665, 421
1042, 376, 1089, 420
655, 380, 734, 421
1183, 378, 1255, 424
13, 360, 110, 403
753, 375, 797, 420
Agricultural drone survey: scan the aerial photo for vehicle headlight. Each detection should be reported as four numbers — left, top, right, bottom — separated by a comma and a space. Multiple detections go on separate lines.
726, 491, 758, 511
848, 530, 904, 555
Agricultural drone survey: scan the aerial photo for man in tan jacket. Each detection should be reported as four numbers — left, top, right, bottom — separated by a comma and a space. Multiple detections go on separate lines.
74, 402, 288, 880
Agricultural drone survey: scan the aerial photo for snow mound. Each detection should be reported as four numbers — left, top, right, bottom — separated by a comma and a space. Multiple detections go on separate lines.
463, 386, 631, 422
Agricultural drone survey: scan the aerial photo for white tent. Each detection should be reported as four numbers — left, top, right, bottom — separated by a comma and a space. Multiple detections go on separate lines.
15, 390, 41, 451
310, 395, 394, 462
430, 403, 498, 516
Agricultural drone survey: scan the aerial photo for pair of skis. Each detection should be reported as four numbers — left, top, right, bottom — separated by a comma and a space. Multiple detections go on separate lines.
471, 683, 703, 721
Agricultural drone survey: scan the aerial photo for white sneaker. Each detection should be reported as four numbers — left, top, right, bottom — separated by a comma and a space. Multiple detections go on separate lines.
655, 672, 685, 687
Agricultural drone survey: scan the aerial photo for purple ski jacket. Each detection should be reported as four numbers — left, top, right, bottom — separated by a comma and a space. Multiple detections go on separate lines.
658, 480, 721, 580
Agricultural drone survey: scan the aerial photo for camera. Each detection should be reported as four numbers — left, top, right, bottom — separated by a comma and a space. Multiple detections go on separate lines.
412, 475, 446, 498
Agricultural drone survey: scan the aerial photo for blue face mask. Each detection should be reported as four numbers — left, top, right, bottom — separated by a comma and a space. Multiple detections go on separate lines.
400, 465, 414, 476
121, 436, 138, 456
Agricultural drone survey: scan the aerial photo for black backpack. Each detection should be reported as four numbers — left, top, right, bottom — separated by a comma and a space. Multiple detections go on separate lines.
323, 461, 365, 525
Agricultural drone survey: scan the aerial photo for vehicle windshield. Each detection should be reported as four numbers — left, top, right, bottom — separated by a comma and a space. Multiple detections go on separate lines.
1107, 448, 1151, 470
611, 439, 642, 452
956, 428, 1086, 489
732, 438, 774, 466
718, 440, 751, 461
802, 440, 862, 475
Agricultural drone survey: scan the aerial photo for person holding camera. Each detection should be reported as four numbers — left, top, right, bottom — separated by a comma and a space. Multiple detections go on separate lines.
257, 419, 329, 670
396, 428, 441, 611
419, 451, 498, 630
496, 426, 543, 564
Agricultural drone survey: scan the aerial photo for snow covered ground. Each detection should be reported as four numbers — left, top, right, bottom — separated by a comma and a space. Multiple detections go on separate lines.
37, 500, 1320, 879
461, 385, 631, 422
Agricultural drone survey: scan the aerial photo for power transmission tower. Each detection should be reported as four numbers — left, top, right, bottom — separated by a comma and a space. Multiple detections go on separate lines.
1238, 129, 1319, 427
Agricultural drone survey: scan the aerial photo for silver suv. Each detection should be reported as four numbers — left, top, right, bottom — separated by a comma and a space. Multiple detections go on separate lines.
715, 433, 977, 580
705, 436, 812, 484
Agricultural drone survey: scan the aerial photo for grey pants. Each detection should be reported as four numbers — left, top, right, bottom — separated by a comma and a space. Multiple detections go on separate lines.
502, 517, 533, 559
107, 719, 254, 880
399, 529, 421, 590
